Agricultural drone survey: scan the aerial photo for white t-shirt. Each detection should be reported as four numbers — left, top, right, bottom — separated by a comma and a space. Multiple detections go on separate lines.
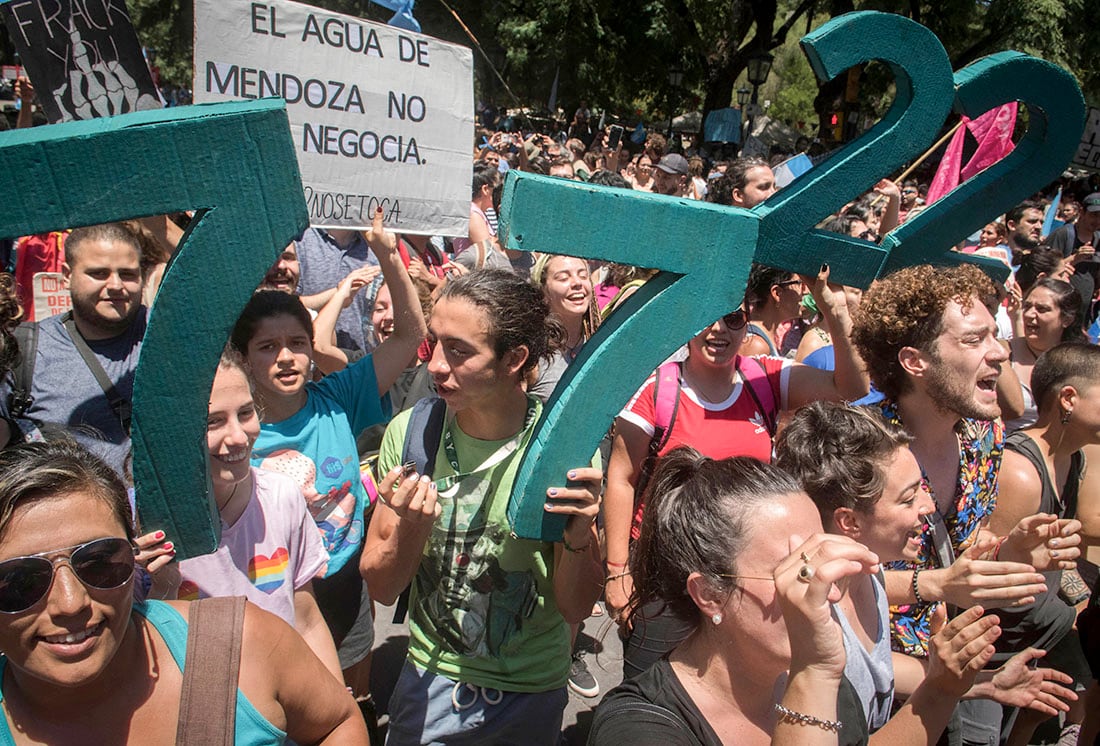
177, 467, 329, 626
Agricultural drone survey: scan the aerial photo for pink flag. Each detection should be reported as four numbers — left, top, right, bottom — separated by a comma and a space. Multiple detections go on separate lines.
924, 117, 969, 205
961, 103, 1017, 180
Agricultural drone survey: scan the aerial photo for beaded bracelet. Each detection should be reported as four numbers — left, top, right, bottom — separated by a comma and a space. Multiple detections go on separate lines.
774, 703, 843, 733
912, 569, 926, 605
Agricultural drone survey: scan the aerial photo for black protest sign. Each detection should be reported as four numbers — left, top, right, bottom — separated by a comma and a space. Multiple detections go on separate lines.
0, 0, 160, 123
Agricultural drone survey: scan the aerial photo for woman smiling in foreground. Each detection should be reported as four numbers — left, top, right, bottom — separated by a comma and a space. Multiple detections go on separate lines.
0, 439, 367, 745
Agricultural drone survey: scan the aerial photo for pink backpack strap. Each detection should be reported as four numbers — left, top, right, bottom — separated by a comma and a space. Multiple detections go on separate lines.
651, 361, 682, 450
633, 361, 682, 513
737, 355, 777, 437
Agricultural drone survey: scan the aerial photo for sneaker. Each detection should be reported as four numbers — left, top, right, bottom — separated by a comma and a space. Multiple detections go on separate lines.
569, 651, 600, 698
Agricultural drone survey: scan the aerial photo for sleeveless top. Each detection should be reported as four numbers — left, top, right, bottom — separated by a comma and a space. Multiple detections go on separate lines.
744, 322, 780, 356
995, 431, 1081, 660
1003, 361, 1037, 433
834, 573, 893, 732
0, 601, 285, 745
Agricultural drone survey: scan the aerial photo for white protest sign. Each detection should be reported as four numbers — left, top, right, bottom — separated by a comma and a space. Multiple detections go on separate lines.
1074, 107, 1100, 171
32, 272, 70, 320
193, 0, 474, 235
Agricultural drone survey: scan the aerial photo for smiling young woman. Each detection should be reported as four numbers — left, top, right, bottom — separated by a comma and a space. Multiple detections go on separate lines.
0, 439, 367, 745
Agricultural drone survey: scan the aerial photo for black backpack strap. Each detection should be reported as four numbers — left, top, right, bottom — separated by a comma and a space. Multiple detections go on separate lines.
61, 312, 132, 435
392, 396, 447, 624
8, 322, 39, 418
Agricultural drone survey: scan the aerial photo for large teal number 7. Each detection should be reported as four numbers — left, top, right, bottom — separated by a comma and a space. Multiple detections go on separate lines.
0, 100, 309, 559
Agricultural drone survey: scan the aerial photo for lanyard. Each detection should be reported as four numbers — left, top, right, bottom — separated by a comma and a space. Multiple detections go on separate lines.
435, 399, 539, 495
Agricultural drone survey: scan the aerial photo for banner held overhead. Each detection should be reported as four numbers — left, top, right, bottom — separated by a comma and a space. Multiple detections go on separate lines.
194, 0, 474, 235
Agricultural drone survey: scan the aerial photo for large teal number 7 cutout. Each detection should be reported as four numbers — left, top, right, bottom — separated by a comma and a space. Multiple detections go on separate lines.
0, 100, 309, 559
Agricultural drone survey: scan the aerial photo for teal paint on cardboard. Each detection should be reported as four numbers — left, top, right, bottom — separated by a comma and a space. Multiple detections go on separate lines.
0, 99, 309, 558
501, 11, 1086, 541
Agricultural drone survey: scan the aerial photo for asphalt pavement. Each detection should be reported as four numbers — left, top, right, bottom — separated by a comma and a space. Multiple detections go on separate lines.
368, 600, 625, 745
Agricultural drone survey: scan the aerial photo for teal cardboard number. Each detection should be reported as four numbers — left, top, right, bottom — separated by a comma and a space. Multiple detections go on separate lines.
881, 52, 1086, 275
755, 11, 955, 286
500, 176, 760, 539
0, 100, 309, 559
502, 11, 1086, 541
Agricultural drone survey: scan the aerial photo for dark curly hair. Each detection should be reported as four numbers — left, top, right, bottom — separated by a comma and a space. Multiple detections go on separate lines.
706, 156, 770, 207
775, 402, 913, 529
0, 273, 24, 378
852, 264, 997, 401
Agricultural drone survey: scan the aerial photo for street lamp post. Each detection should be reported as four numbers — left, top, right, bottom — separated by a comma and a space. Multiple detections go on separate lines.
744, 52, 773, 147
666, 67, 684, 138
736, 86, 751, 143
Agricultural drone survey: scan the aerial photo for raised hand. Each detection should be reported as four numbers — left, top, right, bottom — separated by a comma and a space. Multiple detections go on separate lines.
1000, 514, 1082, 571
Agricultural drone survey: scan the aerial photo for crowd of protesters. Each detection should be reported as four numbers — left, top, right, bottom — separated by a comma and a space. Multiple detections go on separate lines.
0, 73, 1099, 746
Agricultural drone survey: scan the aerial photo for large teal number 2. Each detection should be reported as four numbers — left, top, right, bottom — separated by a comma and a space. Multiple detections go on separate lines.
881, 52, 1086, 274
755, 11, 954, 286
0, 100, 309, 559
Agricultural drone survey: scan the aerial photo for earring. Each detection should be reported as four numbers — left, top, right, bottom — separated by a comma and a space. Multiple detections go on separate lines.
711, 613, 723, 625
1062, 409, 1072, 424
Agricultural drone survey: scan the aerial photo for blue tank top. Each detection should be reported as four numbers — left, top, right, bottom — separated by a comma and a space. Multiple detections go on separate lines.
0, 600, 285, 745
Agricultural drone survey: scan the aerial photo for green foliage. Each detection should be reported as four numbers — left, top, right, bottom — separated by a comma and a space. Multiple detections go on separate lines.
89, 0, 1100, 126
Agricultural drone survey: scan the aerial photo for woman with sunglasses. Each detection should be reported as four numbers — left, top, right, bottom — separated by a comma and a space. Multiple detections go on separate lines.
740, 264, 806, 357
0, 439, 367, 744
605, 267, 869, 678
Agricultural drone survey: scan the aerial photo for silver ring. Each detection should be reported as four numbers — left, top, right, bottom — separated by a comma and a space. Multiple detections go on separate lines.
797, 564, 815, 583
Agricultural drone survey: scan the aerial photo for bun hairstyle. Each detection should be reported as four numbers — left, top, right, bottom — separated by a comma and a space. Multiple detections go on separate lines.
629, 447, 802, 626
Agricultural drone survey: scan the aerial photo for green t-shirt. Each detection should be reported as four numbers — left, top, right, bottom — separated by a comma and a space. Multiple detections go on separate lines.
378, 397, 572, 692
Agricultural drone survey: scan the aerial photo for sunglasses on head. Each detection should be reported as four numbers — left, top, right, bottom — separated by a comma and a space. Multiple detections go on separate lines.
0, 537, 136, 614
722, 310, 747, 330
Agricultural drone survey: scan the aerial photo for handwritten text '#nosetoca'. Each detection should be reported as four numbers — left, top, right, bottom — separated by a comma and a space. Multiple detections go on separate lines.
249, 3, 431, 66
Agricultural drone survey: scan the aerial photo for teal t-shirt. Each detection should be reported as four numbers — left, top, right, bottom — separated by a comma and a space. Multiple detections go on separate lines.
379, 397, 580, 692
252, 355, 390, 575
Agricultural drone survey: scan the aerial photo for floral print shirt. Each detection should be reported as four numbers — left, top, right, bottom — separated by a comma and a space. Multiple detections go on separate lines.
878, 400, 1004, 657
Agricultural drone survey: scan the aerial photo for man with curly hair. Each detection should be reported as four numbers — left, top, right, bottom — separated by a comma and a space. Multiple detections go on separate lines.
852, 264, 1083, 742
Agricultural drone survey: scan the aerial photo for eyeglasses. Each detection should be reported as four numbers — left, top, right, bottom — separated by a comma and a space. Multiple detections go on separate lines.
722, 310, 748, 330
902, 188, 918, 195
776, 280, 803, 289
0, 537, 136, 614
857, 229, 880, 241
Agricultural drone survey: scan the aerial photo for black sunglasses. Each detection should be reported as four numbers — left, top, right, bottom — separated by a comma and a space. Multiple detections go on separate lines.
722, 310, 748, 330
0, 537, 136, 614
